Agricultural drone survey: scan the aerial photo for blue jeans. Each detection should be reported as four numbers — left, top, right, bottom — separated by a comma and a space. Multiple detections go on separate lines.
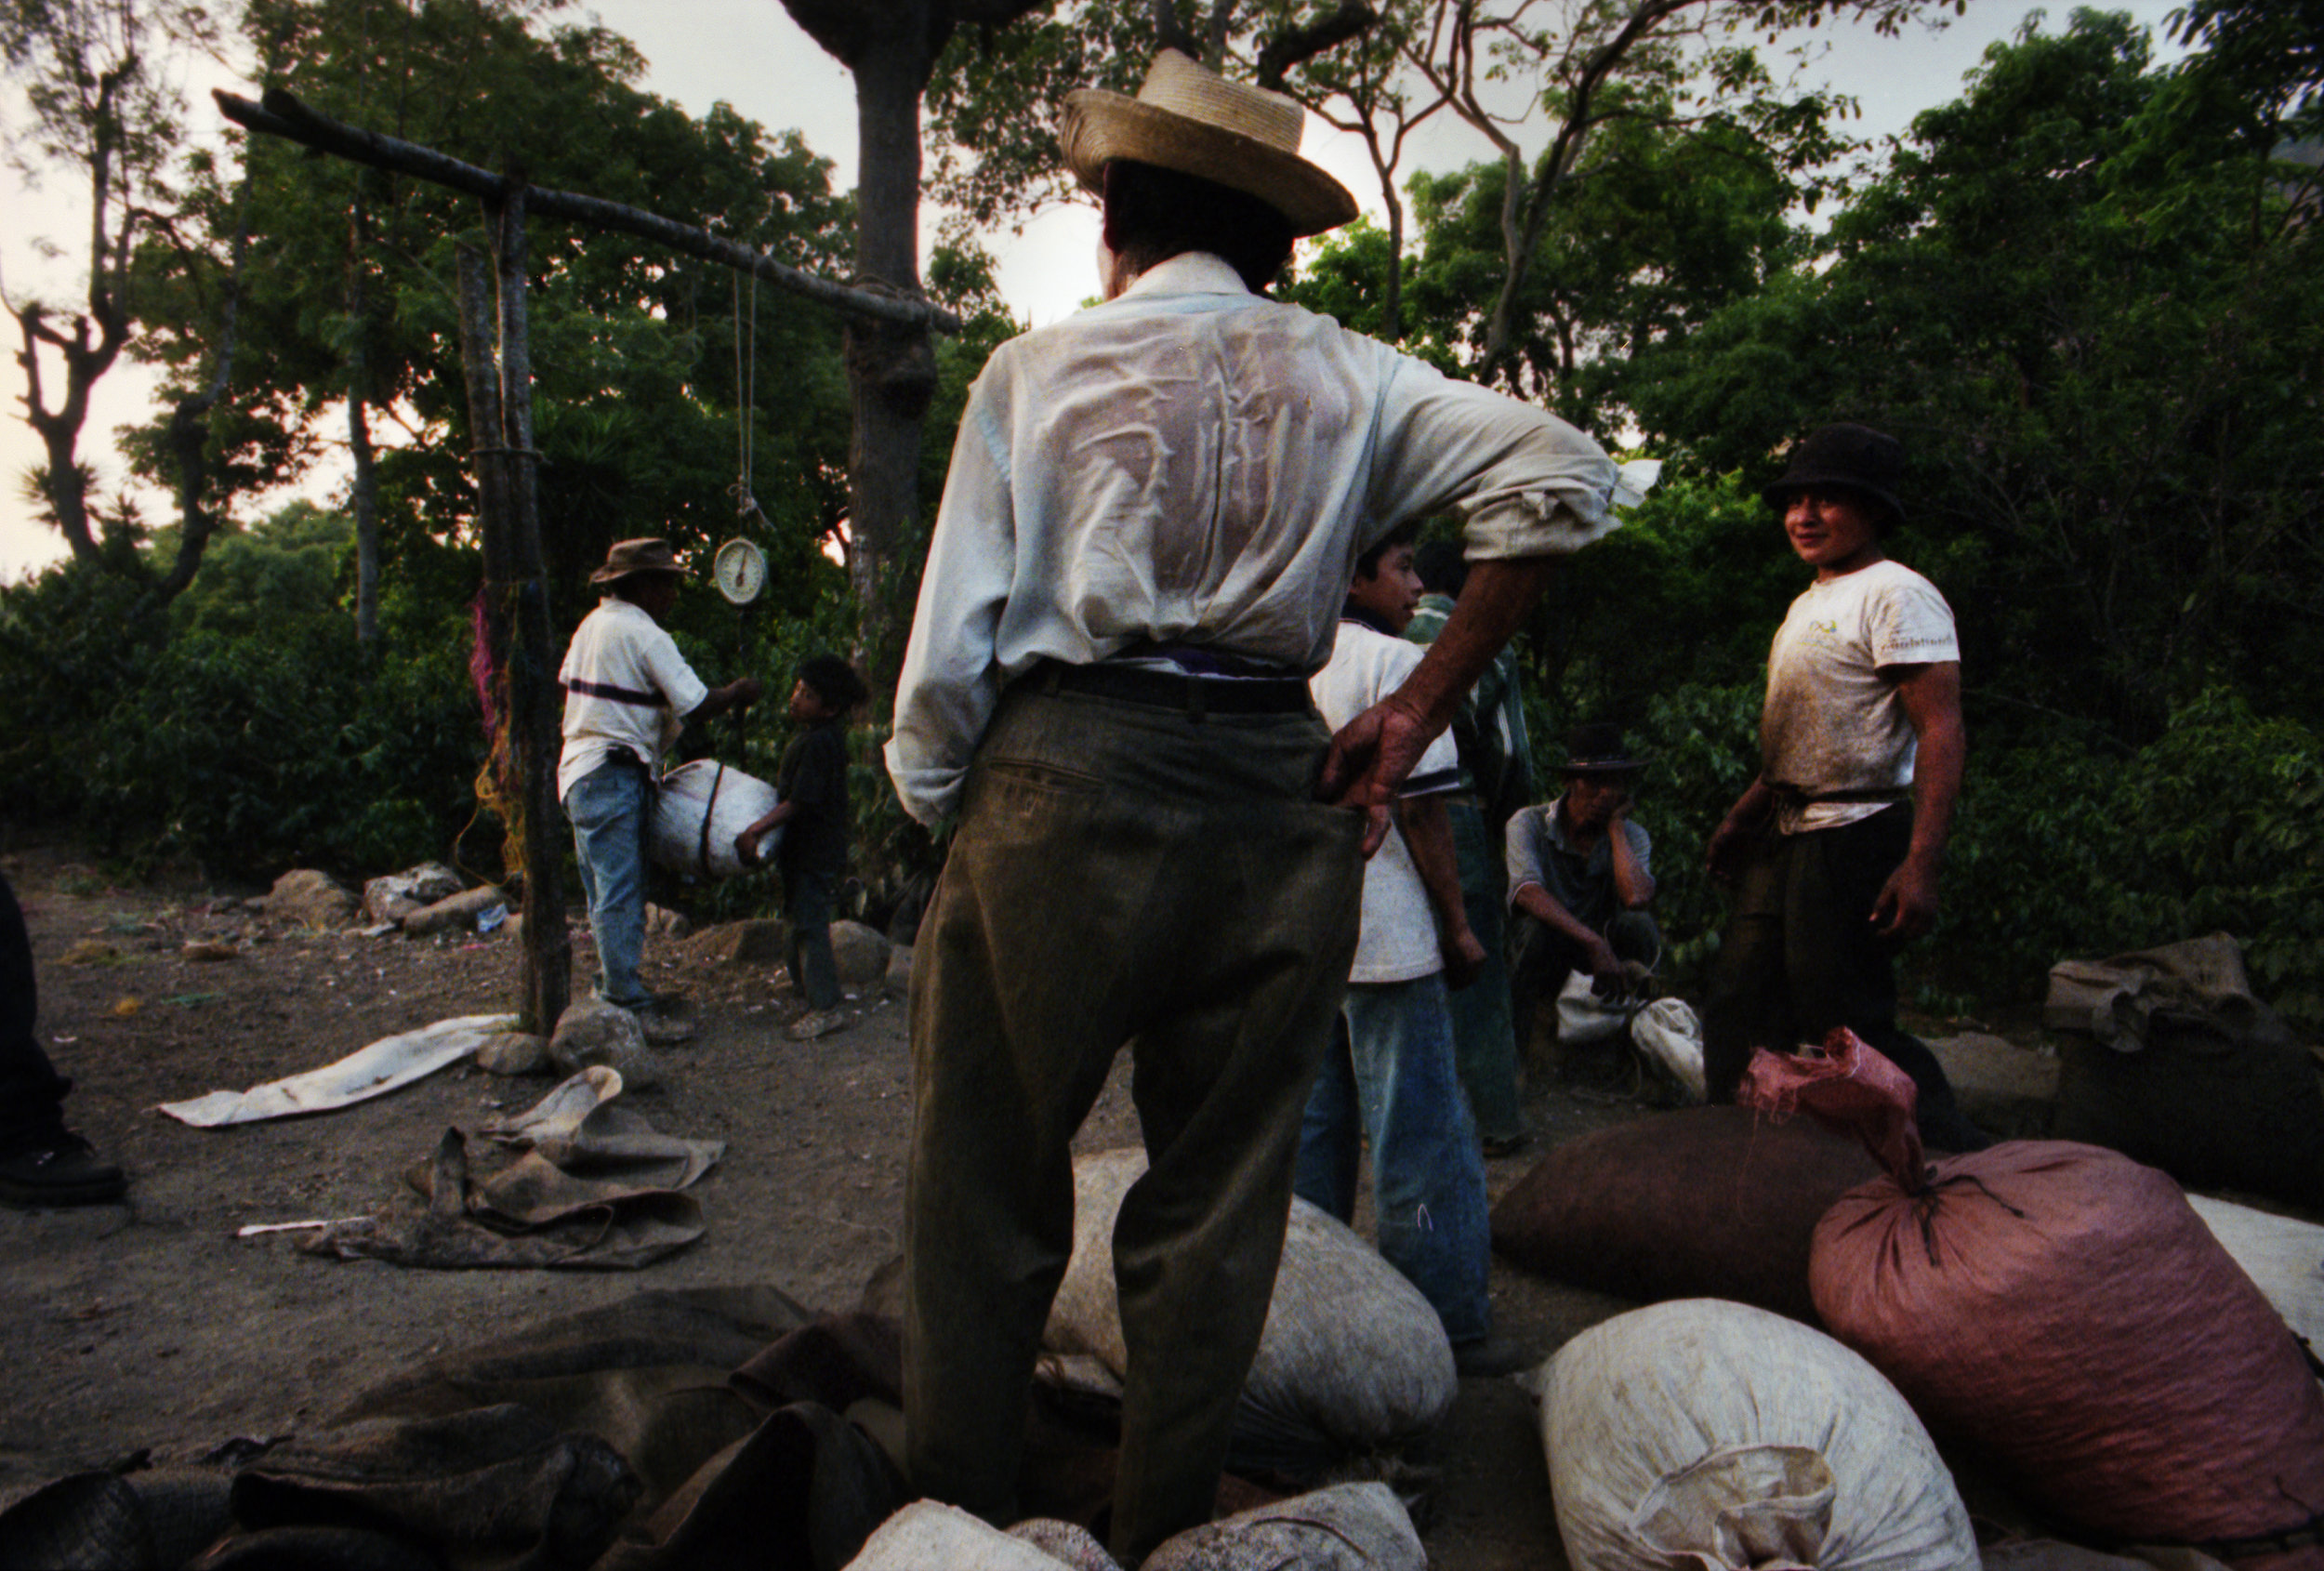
1295, 974, 1493, 1344
565, 759, 652, 1010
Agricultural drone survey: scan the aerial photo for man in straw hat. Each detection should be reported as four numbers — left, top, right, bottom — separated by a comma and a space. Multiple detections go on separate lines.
559, 538, 759, 1039
1702, 423, 1985, 1151
886, 49, 1645, 1562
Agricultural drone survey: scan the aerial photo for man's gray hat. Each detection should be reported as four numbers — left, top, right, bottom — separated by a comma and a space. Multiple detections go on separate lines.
1763, 423, 1908, 521
590, 537, 690, 586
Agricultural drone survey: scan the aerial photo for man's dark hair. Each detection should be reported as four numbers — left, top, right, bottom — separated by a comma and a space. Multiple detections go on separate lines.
799, 653, 869, 714
1353, 519, 1422, 584
1412, 538, 1467, 598
1103, 161, 1297, 295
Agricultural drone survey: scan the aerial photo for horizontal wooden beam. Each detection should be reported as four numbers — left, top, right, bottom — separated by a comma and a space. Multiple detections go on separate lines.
215, 87, 964, 336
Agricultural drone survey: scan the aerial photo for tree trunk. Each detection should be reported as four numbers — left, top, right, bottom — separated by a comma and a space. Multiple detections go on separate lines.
842, 31, 941, 683
349, 205, 382, 647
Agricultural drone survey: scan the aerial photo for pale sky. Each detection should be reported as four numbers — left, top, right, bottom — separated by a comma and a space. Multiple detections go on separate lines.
0, 0, 2185, 581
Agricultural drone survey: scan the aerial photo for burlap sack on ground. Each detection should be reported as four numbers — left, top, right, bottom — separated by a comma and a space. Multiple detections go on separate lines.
1763, 1036, 2324, 1567
1541, 1300, 1975, 1571
1044, 1150, 1456, 1474
1489, 1106, 1882, 1324
1141, 1483, 1424, 1571
2185, 1193, 2324, 1353
2047, 934, 2324, 1208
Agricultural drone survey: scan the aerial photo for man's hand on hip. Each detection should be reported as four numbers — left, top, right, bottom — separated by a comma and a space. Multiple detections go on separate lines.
1318, 692, 1441, 858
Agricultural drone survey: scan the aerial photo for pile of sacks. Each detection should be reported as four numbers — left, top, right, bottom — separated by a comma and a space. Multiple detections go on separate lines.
1498, 1032, 2324, 1571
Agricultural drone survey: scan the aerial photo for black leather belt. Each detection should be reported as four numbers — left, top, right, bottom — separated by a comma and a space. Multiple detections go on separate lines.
1035, 659, 1312, 717
1770, 784, 1910, 805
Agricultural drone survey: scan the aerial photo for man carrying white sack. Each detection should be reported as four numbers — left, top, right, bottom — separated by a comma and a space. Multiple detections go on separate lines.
558, 537, 759, 1041
884, 48, 1647, 1566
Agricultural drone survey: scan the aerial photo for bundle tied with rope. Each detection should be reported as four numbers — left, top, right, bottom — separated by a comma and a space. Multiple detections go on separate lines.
1740, 1031, 2324, 1563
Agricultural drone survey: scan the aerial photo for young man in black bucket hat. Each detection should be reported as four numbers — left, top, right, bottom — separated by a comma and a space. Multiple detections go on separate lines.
1702, 423, 1987, 1150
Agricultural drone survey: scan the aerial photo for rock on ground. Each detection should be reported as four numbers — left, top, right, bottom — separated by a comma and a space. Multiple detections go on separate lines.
476, 1032, 549, 1076
831, 921, 891, 988
885, 944, 913, 999
547, 999, 661, 1089
646, 904, 691, 940
262, 869, 359, 930
362, 863, 463, 926
1925, 1032, 2061, 1140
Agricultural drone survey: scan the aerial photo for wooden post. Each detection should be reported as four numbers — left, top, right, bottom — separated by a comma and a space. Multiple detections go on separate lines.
489, 190, 572, 1034
458, 233, 570, 1033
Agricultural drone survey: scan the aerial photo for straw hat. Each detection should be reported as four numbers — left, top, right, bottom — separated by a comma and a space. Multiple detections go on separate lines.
589, 537, 690, 585
1061, 50, 1358, 237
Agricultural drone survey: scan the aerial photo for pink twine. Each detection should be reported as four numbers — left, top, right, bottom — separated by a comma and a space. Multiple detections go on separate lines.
469, 588, 499, 738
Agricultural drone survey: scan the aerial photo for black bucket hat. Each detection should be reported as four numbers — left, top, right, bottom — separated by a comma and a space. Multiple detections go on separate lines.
1762, 423, 1907, 522
1560, 722, 1647, 776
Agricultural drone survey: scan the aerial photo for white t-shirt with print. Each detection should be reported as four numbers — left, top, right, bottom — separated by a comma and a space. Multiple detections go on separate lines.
1309, 619, 1463, 984
556, 598, 711, 800
1761, 558, 1958, 834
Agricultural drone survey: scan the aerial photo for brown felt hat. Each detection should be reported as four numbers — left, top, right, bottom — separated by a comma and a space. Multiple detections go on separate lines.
590, 537, 690, 586
1060, 50, 1359, 237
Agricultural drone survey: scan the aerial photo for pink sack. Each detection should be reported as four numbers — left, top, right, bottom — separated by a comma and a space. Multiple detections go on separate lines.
1743, 1040, 2324, 1569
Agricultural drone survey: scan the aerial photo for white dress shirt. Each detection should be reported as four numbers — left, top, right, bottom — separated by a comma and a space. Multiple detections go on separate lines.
885, 251, 1627, 825
556, 598, 709, 800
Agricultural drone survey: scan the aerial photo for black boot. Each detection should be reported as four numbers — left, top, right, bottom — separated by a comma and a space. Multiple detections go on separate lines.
0, 1129, 126, 1207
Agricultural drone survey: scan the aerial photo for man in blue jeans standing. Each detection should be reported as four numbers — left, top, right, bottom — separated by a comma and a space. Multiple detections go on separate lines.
558, 538, 759, 1040
1296, 528, 1525, 1377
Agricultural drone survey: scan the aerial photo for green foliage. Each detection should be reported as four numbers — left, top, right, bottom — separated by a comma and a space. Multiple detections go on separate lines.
1630, 7, 2324, 741
1937, 692, 2324, 1029
0, 534, 484, 882
124, 0, 858, 634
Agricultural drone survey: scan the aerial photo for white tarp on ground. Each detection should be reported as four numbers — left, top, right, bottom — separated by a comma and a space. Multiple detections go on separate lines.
158, 1013, 519, 1127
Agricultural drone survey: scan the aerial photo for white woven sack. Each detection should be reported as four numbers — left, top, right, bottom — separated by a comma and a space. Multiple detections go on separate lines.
841, 1501, 1082, 1569
1558, 969, 1636, 1045
1630, 997, 1707, 1102
2186, 1192, 2324, 1352
648, 759, 780, 879
1045, 1149, 1457, 1472
1542, 1300, 1977, 1571
1142, 1483, 1424, 1571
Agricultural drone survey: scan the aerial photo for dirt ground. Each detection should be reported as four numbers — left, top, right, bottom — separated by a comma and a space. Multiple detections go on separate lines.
0, 838, 1865, 1565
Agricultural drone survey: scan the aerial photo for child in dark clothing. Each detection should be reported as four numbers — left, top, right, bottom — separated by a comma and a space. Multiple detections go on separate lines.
736, 654, 870, 1041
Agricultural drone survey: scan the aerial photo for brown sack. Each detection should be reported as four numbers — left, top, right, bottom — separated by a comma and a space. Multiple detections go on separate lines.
1488, 1106, 1882, 1324
1747, 1038, 2324, 1570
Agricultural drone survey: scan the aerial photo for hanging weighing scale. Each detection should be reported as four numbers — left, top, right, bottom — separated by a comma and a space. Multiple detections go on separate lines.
713, 537, 767, 607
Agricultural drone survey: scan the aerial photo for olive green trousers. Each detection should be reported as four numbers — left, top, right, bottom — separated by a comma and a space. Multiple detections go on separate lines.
903, 682, 1363, 1566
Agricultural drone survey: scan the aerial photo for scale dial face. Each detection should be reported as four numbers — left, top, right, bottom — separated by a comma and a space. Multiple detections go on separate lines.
713, 538, 767, 606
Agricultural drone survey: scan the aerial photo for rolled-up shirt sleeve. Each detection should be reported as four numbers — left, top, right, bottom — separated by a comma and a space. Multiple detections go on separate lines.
885, 377, 1017, 825
1364, 355, 1625, 561
1505, 809, 1546, 904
